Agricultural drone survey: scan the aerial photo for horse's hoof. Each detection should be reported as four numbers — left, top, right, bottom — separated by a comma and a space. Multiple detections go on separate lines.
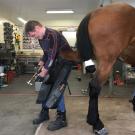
94, 128, 108, 135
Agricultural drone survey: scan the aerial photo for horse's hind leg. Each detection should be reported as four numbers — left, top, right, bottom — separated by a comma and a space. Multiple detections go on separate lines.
87, 76, 104, 131
87, 59, 116, 135
87, 76, 105, 134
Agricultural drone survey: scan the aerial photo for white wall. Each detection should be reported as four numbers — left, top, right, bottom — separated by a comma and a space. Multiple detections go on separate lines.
62, 31, 76, 47
0, 22, 4, 43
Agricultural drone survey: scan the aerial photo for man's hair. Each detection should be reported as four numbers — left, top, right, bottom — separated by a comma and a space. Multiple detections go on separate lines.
24, 20, 42, 35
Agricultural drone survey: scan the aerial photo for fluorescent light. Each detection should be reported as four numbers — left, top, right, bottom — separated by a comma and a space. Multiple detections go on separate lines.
46, 10, 74, 14
17, 17, 27, 24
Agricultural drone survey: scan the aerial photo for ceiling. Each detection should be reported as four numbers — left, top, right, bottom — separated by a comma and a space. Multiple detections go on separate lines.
0, 0, 135, 28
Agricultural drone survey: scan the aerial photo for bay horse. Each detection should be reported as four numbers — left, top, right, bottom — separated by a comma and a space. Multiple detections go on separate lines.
60, 3, 135, 135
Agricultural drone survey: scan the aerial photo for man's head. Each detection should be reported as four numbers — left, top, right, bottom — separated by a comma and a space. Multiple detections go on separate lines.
24, 20, 45, 39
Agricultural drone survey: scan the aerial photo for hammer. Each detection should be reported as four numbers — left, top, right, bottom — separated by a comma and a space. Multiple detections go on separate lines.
27, 66, 42, 86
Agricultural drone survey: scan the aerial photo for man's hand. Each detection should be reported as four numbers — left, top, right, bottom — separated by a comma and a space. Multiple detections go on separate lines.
38, 61, 44, 67
38, 67, 48, 77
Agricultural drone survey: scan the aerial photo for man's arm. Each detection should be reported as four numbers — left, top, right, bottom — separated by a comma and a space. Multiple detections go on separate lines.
39, 32, 58, 77
38, 66, 48, 77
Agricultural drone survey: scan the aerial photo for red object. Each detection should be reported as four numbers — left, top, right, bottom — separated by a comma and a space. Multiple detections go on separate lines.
77, 64, 82, 70
113, 71, 124, 86
7, 71, 16, 83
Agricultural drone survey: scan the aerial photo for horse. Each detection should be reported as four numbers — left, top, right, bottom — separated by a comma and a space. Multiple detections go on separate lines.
60, 3, 135, 135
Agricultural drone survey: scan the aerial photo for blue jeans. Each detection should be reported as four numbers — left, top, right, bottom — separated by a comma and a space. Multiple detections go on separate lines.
42, 94, 66, 112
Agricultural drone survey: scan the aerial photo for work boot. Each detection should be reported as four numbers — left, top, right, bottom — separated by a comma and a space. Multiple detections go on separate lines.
47, 111, 67, 131
33, 108, 49, 125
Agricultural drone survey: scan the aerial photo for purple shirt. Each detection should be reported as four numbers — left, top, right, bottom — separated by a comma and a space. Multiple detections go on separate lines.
39, 28, 71, 70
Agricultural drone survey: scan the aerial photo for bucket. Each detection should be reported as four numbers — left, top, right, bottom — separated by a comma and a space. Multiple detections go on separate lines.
7, 71, 16, 84
0, 66, 4, 73
35, 81, 42, 91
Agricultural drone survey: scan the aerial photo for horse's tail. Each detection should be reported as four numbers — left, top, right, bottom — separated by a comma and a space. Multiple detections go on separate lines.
76, 13, 93, 61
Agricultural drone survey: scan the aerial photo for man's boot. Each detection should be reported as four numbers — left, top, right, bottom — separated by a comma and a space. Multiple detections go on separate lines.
47, 111, 67, 131
33, 108, 49, 125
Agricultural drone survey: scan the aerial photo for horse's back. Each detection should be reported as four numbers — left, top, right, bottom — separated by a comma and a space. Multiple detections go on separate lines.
91, 3, 135, 16
89, 3, 135, 37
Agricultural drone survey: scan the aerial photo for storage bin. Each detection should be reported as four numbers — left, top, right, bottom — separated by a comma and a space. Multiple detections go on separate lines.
0, 66, 4, 73
7, 71, 16, 83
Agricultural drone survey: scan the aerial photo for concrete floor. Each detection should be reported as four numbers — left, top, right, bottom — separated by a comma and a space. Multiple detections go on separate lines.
0, 70, 135, 135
